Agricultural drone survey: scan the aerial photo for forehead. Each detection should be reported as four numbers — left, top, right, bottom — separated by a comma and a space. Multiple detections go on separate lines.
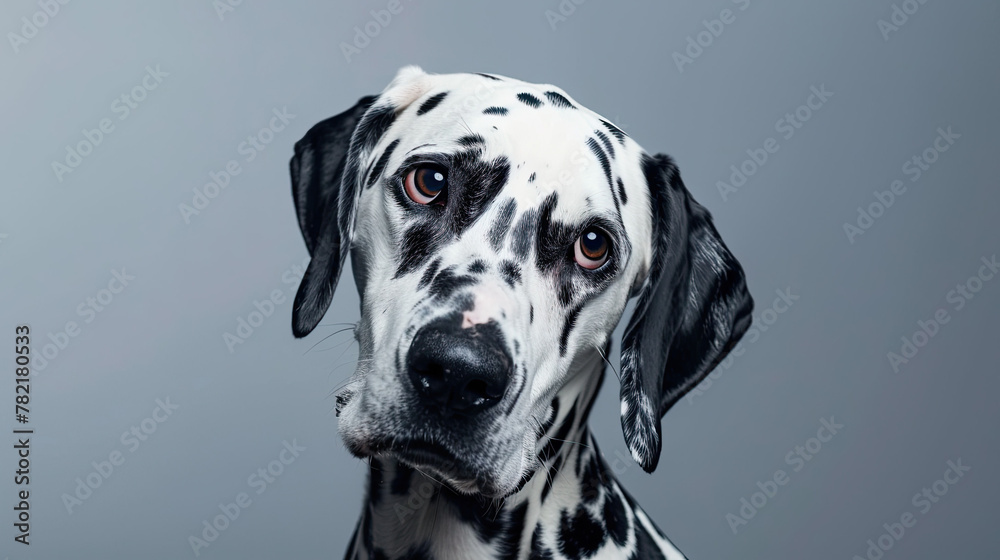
382, 73, 628, 210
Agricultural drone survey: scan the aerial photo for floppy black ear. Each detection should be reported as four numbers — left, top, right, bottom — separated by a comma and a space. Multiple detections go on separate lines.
290, 96, 377, 338
619, 153, 754, 472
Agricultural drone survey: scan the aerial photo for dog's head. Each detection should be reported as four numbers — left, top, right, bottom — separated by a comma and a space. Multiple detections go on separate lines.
290, 67, 752, 496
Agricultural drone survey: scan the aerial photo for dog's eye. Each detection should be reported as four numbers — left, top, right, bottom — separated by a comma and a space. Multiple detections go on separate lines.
574, 228, 610, 270
404, 166, 448, 204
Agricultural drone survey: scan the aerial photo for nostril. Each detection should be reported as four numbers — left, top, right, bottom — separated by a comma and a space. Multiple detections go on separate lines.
406, 321, 512, 416
461, 379, 497, 407
411, 361, 447, 398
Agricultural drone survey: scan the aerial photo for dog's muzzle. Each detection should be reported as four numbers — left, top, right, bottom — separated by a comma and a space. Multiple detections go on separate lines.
406, 316, 513, 418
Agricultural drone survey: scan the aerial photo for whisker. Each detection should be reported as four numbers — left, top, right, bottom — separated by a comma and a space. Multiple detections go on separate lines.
596, 344, 620, 381
546, 436, 593, 450
304, 326, 356, 354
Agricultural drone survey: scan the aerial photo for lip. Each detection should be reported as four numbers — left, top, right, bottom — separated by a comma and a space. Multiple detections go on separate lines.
383, 438, 466, 474
372, 438, 486, 492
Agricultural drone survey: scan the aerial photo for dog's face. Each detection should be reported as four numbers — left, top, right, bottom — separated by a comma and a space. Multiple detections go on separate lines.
290, 67, 752, 497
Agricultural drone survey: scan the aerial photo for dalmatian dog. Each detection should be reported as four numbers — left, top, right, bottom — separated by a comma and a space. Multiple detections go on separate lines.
289, 66, 753, 560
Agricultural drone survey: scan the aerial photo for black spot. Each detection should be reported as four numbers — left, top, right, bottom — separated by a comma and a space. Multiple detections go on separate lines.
450, 151, 511, 235
356, 104, 397, 153
396, 222, 444, 278
534, 193, 573, 274
604, 489, 629, 547
530, 524, 554, 560
500, 260, 522, 287
559, 304, 583, 356
558, 283, 574, 307
577, 447, 597, 479
483, 106, 509, 116
600, 118, 627, 144
468, 259, 488, 274
586, 137, 614, 195
544, 91, 575, 109
578, 342, 607, 426
419, 257, 442, 289
579, 480, 601, 506
587, 137, 621, 216
517, 92, 543, 108
457, 133, 486, 147
497, 502, 529, 558
541, 456, 562, 502
595, 129, 615, 159
617, 177, 628, 204
488, 199, 518, 251
391, 463, 413, 495
529, 304, 534, 324
445, 492, 506, 543
540, 401, 576, 462
335, 389, 353, 417
630, 522, 667, 560
528, 172, 536, 183
365, 138, 400, 189
428, 266, 477, 300
416, 91, 448, 116
513, 339, 520, 355
511, 206, 540, 261
538, 397, 559, 435
476, 72, 502, 81
558, 506, 606, 558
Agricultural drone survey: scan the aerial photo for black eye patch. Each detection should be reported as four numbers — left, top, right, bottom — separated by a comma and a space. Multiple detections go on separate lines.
390, 147, 511, 278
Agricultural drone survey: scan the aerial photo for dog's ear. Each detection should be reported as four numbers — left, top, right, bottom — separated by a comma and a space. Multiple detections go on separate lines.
619, 153, 754, 472
291, 66, 432, 338
290, 96, 376, 338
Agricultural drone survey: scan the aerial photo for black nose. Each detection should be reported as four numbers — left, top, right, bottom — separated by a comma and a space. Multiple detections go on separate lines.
406, 319, 512, 417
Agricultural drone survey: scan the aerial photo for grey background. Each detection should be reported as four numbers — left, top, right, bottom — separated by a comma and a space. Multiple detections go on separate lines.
1, 0, 998, 558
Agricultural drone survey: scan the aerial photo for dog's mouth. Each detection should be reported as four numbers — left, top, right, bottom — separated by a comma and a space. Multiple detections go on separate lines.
369, 437, 495, 495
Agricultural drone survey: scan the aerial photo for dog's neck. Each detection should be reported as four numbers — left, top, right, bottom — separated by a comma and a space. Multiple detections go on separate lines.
344, 354, 682, 560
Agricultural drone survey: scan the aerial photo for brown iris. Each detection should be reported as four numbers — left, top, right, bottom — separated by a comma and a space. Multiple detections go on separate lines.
574, 228, 609, 269
404, 166, 448, 204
